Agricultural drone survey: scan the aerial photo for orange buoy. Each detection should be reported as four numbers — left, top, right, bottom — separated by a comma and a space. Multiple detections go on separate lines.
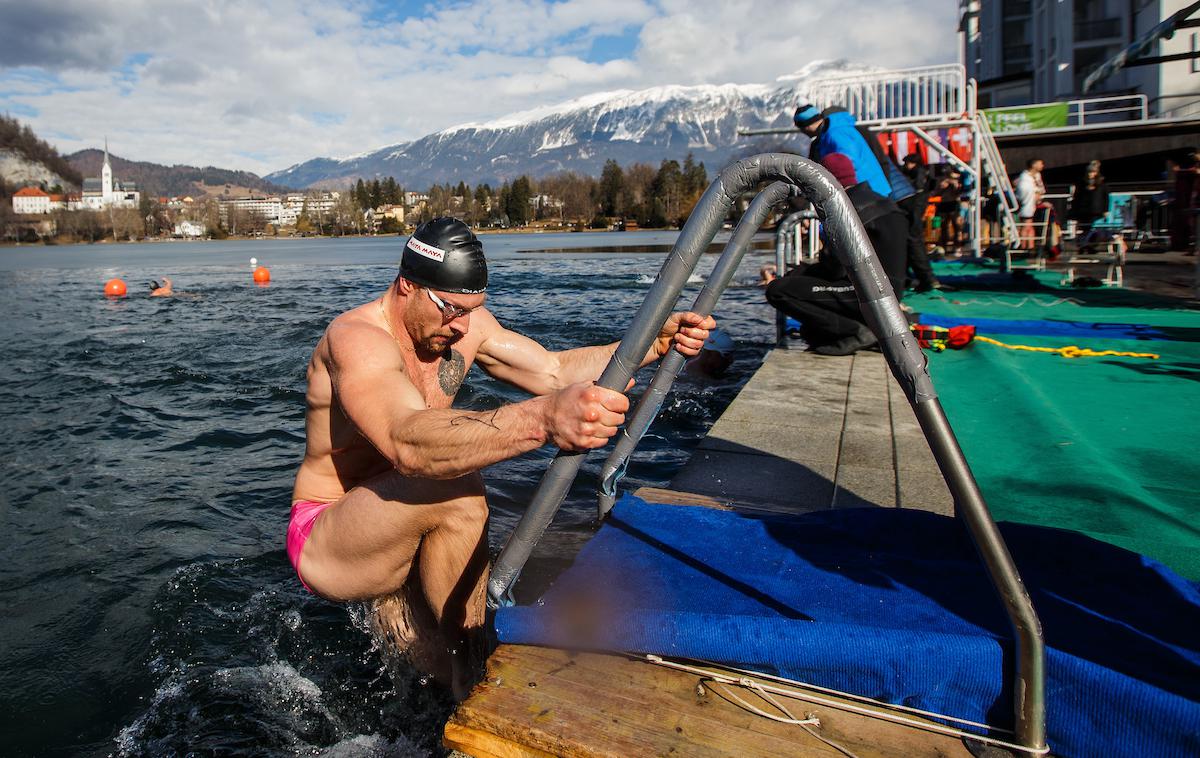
104, 278, 127, 297
252, 266, 271, 284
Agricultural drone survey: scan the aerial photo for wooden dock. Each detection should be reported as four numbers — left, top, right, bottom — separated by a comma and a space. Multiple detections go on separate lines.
446, 349, 964, 757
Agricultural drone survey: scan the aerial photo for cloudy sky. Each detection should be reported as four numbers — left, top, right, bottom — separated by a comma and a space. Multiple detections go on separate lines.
0, 0, 956, 175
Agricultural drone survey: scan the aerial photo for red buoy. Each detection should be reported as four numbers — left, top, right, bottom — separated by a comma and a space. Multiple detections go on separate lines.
104, 278, 127, 297
253, 266, 271, 284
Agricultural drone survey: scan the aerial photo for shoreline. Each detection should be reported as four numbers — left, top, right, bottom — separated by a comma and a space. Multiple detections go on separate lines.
0, 226, 682, 249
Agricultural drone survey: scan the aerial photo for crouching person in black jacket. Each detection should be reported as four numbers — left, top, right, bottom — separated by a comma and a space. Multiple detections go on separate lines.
765, 153, 908, 356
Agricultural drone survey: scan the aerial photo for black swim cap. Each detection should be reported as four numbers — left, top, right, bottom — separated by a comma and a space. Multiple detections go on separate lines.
400, 217, 487, 294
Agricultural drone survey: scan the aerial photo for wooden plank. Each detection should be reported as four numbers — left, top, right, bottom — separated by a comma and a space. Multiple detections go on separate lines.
443, 722, 557, 758
885, 361, 955, 515
631, 486, 801, 515
448, 645, 975, 758
499, 646, 976, 756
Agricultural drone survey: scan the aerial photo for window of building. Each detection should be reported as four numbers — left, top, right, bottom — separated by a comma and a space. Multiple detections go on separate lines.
1074, 44, 1118, 92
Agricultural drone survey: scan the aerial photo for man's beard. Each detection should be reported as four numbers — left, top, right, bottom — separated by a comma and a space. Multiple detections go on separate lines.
418, 330, 460, 355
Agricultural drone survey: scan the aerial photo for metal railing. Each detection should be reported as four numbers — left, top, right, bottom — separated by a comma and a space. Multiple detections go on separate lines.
1066, 94, 1148, 124
808, 64, 969, 127
1156, 95, 1200, 119
776, 210, 820, 268
973, 112, 1021, 245
984, 94, 1147, 132
598, 181, 800, 518
485, 153, 1047, 756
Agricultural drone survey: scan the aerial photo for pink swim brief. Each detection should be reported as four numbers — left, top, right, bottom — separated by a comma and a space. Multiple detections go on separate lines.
287, 499, 332, 592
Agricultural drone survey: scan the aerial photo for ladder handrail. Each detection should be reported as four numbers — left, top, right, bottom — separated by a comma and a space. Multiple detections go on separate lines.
974, 112, 1022, 245
486, 153, 1046, 756
597, 181, 800, 520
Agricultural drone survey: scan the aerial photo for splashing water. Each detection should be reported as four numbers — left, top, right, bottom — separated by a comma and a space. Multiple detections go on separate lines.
0, 233, 777, 755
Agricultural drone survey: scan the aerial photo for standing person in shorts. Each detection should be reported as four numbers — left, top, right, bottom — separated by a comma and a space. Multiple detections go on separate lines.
288, 217, 714, 696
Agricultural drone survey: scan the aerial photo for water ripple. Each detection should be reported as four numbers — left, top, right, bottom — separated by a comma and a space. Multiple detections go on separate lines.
0, 235, 777, 756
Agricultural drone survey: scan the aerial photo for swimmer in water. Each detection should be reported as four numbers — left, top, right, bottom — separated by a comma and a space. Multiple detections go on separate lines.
288, 217, 714, 697
149, 277, 173, 297
684, 327, 736, 379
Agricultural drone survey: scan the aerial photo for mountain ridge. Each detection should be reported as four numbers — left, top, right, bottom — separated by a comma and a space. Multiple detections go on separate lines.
66, 150, 295, 199
267, 60, 866, 190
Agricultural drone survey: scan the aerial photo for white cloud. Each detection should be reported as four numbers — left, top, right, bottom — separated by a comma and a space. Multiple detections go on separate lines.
0, 0, 955, 175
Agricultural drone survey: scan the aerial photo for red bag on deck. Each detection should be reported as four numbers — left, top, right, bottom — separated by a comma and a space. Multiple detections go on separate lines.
911, 324, 976, 352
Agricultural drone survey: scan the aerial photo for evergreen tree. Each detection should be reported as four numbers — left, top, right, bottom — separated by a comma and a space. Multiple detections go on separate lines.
652, 159, 683, 225
473, 185, 490, 214
497, 183, 511, 226
382, 176, 400, 205
647, 198, 668, 228
354, 179, 367, 210
598, 159, 624, 216
507, 176, 532, 225
682, 153, 708, 196
369, 179, 382, 210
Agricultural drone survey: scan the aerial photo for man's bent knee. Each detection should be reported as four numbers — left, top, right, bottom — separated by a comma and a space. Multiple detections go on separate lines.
298, 471, 487, 601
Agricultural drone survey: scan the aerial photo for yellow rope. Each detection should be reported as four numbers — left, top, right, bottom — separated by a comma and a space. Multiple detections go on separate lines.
974, 335, 1159, 360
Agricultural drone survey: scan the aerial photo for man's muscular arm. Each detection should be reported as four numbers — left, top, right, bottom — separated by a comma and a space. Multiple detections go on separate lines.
473, 309, 715, 396
328, 321, 627, 479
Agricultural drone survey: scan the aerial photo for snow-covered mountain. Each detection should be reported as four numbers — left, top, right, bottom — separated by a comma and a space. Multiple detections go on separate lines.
266, 60, 869, 189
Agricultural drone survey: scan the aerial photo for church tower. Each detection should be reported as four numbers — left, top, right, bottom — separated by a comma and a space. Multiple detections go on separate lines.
101, 138, 113, 205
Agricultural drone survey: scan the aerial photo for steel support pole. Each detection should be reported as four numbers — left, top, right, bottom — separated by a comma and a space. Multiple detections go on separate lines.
597, 181, 799, 519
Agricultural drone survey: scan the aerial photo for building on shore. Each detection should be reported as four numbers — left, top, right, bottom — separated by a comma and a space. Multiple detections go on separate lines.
964, 0, 1199, 115
218, 195, 283, 224
173, 220, 206, 238
367, 203, 405, 232
217, 191, 341, 227
80, 141, 140, 210
11, 187, 68, 214
12, 186, 51, 214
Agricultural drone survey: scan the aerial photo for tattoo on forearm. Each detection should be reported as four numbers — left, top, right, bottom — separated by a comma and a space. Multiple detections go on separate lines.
438, 349, 466, 395
450, 407, 501, 430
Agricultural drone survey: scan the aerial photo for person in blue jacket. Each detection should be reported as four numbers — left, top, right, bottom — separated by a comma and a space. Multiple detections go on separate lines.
795, 104, 944, 292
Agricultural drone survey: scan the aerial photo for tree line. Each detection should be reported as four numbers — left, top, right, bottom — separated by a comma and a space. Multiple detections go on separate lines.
3, 148, 713, 242
343, 153, 709, 229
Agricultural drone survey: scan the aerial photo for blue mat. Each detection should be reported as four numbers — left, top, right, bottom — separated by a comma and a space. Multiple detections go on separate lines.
919, 315, 1174, 341
496, 495, 1200, 757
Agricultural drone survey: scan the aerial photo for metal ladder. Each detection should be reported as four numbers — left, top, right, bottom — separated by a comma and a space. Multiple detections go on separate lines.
484, 153, 1046, 757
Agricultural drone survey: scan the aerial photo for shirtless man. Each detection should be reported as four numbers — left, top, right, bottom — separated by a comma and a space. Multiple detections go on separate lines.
288, 217, 713, 691
150, 277, 172, 297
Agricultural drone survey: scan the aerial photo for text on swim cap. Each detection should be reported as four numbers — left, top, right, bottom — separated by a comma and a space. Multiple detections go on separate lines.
406, 237, 446, 262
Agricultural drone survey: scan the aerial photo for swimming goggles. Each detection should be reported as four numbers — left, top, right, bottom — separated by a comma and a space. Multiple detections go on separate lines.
426, 288, 477, 321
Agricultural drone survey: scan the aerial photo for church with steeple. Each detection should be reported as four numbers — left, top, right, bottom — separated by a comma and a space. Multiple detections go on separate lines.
80, 140, 140, 210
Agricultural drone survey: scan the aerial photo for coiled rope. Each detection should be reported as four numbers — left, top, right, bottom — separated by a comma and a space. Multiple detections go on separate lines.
975, 335, 1159, 360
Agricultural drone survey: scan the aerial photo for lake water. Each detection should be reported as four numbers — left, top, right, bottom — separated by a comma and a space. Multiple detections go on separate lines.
0, 232, 779, 756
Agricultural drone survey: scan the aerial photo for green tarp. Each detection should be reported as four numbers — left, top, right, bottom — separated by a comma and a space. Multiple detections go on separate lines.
909, 267, 1200, 579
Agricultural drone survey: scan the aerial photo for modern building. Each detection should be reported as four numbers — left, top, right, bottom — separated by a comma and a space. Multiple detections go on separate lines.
217, 192, 341, 228
963, 0, 1199, 115
218, 195, 284, 224
80, 141, 140, 210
